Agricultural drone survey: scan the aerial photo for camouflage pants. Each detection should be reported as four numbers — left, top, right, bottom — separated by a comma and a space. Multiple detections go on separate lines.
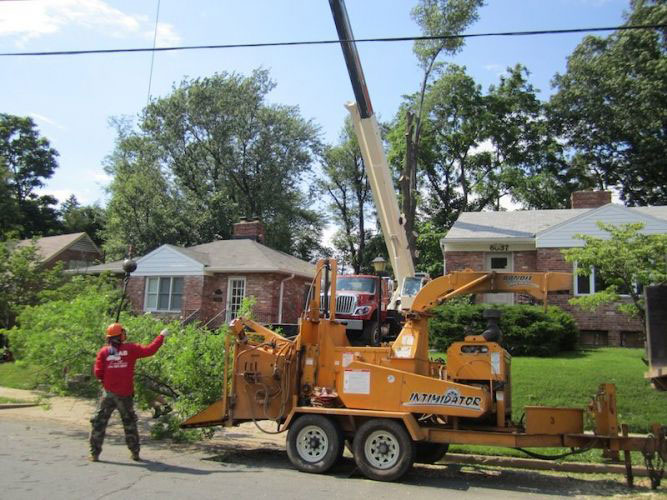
89, 391, 139, 457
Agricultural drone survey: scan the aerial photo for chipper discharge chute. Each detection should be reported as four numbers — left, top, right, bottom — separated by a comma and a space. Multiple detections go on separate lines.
182, 259, 666, 487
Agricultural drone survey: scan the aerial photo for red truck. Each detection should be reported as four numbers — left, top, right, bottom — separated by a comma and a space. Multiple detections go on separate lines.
333, 274, 398, 346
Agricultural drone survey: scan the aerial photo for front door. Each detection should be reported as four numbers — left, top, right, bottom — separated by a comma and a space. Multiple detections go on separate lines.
483, 253, 514, 305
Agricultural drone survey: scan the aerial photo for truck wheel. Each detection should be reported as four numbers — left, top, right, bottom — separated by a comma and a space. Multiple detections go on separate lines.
286, 414, 343, 474
353, 419, 415, 481
415, 442, 449, 464
362, 319, 380, 346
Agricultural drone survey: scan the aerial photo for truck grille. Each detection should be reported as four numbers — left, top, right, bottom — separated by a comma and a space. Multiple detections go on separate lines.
320, 294, 357, 314
335, 294, 356, 314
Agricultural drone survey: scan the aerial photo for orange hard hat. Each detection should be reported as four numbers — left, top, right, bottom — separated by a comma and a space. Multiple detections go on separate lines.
106, 323, 126, 338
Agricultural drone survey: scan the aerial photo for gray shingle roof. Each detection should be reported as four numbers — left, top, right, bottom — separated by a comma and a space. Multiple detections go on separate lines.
84, 239, 315, 278
445, 209, 588, 240
444, 205, 667, 241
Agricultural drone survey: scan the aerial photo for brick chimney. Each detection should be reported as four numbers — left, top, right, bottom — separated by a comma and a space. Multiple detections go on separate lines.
570, 190, 612, 209
232, 218, 265, 243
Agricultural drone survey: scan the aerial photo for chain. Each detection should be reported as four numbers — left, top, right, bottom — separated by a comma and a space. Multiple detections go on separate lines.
643, 432, 665, 490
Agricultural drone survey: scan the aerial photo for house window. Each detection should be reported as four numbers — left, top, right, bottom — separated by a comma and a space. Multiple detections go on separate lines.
145, 277, 184, 312
574, 263, 634, 296
580, 330, 609, 346
621, 331, 644, 348
226, 277, 246, 322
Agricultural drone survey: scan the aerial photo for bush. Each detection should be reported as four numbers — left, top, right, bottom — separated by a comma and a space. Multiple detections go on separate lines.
428, 300, 578, 356
8, 274, 229, 440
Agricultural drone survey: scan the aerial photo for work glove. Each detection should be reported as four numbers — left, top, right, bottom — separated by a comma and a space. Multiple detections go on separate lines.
160, 329, 170, 338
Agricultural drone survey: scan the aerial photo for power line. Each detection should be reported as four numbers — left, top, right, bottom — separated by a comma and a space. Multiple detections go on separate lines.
1, 24, 665, 57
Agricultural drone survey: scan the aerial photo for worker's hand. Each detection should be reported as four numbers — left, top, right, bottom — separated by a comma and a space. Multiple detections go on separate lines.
160, 329, 170, 338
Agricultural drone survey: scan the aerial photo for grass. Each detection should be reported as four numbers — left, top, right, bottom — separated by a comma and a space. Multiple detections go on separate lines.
0, 361, 42, 390
0, 396, 35, 404
438, 347, 666, 464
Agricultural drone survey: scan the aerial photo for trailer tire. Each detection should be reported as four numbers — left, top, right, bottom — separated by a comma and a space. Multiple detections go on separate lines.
353, 419, 415, 481
415, 442, 449, 464
286, 414, 343, 474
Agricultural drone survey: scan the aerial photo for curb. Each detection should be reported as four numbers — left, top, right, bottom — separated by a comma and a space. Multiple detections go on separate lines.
442, 452, 649, 478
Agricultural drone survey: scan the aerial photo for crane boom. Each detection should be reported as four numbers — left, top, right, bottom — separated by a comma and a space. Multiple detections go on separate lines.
329, 0, 417, 307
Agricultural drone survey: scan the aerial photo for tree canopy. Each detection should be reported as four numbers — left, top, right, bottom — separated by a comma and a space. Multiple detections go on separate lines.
0, 114, 61, 238
318, 118, 375, 274
549, 0, 667, 206
104, 69, 324, 260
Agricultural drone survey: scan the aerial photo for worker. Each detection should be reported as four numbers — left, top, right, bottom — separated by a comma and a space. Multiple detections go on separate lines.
89, 322, 169, 462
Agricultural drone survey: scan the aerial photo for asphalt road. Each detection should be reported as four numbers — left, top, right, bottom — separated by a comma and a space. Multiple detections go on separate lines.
0, 418, 652, 500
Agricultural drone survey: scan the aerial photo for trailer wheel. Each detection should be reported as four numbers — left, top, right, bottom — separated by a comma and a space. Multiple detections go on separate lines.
415, 442, 449, 464
286, 414, 343, 474
353, 419, 415, 481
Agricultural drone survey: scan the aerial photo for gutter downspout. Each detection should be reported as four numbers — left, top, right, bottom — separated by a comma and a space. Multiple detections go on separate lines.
278, 273, 296, 323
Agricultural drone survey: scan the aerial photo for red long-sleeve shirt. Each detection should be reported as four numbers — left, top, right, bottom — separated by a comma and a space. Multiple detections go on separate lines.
93, 335, 164, 397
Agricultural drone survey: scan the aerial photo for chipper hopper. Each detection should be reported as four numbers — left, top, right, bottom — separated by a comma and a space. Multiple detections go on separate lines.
183, 259, 666, 487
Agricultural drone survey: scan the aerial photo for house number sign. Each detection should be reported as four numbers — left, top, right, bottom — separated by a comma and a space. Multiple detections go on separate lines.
489, 244, 509, 252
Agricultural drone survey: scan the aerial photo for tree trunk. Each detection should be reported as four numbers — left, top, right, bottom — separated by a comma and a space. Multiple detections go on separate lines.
402, 111, 417, 261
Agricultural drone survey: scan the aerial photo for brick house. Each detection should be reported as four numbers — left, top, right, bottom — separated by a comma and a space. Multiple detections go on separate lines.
440, 191, 667, 347
16, 232, 102, 269
85, 221, 315, 328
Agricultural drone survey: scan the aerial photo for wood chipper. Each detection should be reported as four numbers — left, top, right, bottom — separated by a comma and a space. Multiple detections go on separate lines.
182, 259, 666, 487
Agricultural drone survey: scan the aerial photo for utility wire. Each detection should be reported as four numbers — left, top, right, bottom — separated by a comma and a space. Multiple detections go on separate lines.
1, 24, 665, 57
146, 0, 161, 106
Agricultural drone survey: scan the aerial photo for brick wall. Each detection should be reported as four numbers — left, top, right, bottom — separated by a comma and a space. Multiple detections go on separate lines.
124, 272, 313, 327
514, 251, 537, 271
570, 190, 612, 209
126, 276, 146, 312
444, 251, 485, 272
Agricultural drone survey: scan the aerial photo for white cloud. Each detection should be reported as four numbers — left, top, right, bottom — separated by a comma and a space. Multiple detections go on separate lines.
147, 22, 182, 47
0, 0, 180, 46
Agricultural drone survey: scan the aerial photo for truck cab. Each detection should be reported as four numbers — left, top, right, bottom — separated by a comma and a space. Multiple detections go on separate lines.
332, 275, 393, 345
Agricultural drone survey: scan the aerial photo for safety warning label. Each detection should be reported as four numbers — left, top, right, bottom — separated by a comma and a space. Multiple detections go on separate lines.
343, 370, 370, 394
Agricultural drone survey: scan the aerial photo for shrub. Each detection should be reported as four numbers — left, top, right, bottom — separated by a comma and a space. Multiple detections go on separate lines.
8, 274, 229, 440
428, 300, 578, 356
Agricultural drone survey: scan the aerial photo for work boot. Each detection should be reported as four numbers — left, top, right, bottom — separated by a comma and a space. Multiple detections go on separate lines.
131, 451, 141, 462
88, 454, 99, 462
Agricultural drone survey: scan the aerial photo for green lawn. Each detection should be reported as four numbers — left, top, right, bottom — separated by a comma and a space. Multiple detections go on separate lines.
439, 347, 666, 463
0, 362, 42, 390
510, 347, 663, 432
0, 396, 35, 404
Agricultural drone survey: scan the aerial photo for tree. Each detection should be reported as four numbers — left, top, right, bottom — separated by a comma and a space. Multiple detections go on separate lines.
319, 119, 373, 273
0, 114, 61, 237
60, 195, 106, 247
103, 119, 193, 259
105, 70, 324, 260
562, 222, 667, 332
399, 0, 485, 258
549, 0, 667, 206
0, 241, 65, 329
405, 64, 568, 232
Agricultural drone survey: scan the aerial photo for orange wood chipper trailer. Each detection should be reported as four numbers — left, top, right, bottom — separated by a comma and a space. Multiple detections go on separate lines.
182, 259, 666, 488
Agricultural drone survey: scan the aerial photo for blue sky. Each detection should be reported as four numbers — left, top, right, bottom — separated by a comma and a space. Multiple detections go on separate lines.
1, 0, 628, 208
